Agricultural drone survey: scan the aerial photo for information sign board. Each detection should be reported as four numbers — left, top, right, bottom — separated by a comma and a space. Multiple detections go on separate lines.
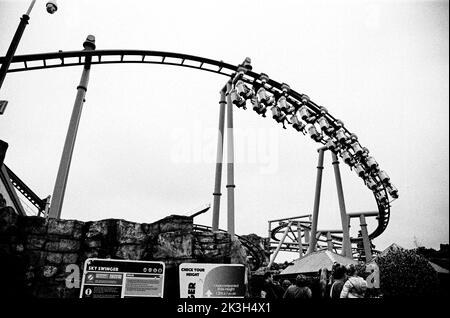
80, 258, 165, 298
179, 263, 245, 298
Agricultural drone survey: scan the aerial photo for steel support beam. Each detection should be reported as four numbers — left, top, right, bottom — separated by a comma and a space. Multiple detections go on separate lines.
0, 0, 38, 93
298, 224, 303, 258
359, 214, 372, 262
304, 226, 310, 246
268, 214, 312, 223
211, 90, 226, 231
307, 148, 325, 254
48, 36, 96, 219
331, 152, 352, 257
0, 15, 30, 93
225, 82, 235, 236
348, 211, 379, 218
326, 232, 334, 251
268, 221, 292, 268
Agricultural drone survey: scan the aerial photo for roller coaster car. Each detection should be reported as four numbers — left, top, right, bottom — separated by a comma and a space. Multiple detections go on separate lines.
378, 170, 390, 184
375, 191, 389, 205
290, 115, 305, 133
351, 141, 364, 157
365, 156, 379, 171
336, 128, 347, 144
251, 98, 267, 117
271, 106, 285, 121
307, 124, 322, 142
387, 184, 399, 198
235, 80, 253, 99
318, 116, 328, 129
279, 97, 295, 114
318, 116, 334, 135
277, 96, 288, 110
299, 107, 317, 124
354, 163, 366, 178
366, 178, 379, 191
341, 150, 354, 166
230, 89, 247, 109
257, 87, 270, 105
299, 105, 310, 121
271, 106, 287, 129
326, 139, 337, 151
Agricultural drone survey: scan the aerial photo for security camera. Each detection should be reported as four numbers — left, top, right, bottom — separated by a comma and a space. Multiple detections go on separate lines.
46, 1, 58, 14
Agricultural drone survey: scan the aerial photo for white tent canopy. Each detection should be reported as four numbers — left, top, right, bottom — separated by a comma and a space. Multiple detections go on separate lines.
280, 250, 358, 275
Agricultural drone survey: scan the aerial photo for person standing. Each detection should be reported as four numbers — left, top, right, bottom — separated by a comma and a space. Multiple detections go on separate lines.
318, 267, 330, 299
330, 265, 347, 299
283, 274, 313, 299
273, 279, 285, 299
340, 264, 368, 298
260, 272, 278, 299
281, 279, 292, 292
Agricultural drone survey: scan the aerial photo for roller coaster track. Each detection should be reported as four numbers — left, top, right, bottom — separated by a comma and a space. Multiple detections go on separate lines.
270, 222, 346, 244
1, 49, 398, 241
269, 221, 373, 258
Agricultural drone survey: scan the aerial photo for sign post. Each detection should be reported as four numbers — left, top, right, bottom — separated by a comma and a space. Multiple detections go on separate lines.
179, 263, 245, 298
80, 258, 165, 298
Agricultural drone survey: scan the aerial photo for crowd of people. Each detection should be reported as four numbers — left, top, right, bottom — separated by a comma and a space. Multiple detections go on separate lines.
259, 263, 368, 299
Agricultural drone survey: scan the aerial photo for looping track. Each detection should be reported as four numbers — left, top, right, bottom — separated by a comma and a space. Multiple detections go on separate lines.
1, 49, 395, 240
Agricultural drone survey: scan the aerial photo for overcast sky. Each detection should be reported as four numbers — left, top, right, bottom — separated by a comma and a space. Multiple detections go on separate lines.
0, 0, 448, 261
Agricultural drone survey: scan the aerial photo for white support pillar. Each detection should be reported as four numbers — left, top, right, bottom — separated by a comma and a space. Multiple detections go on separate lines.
225, 82, 235, 237
211, 90, 226, 231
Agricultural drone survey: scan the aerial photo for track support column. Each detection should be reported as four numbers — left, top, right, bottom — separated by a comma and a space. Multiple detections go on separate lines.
359, 214, 372, 262
297, 222, 303, 258
0, 8, 32, 93
211, 89, 226, 231
331, 152, 352, 257
48, 35, 96, 219
225, 82, 235, 237
326, 232, 334, 251
307, 148, 325, 254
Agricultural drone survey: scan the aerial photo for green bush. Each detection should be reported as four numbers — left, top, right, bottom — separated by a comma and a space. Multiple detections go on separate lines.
375, 248, 439, 297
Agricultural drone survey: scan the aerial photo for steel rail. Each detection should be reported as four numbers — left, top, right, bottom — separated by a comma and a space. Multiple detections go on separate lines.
269, 221, 368, 254
1, 49, 393, 239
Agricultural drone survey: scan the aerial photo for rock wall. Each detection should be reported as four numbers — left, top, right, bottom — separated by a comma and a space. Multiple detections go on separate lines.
0, 207, 248, 298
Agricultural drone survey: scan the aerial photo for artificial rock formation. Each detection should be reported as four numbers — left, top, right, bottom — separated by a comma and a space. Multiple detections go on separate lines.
0, 207, 248, 298
240, 233, 271, 267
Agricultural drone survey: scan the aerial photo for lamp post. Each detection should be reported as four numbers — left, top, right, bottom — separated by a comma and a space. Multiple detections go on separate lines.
0, 0, 57, 95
